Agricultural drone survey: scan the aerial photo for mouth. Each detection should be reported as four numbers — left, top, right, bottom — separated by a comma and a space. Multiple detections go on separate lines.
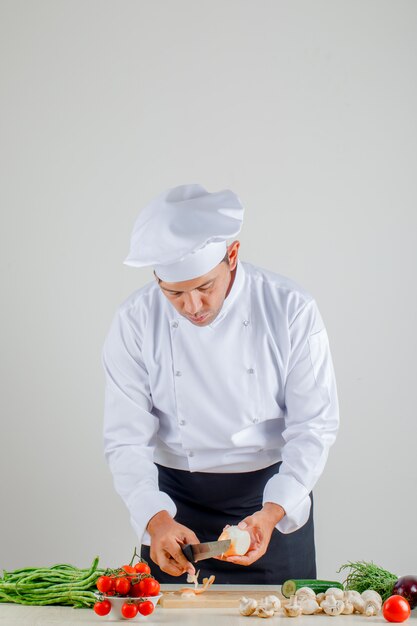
187, 313, 209, 323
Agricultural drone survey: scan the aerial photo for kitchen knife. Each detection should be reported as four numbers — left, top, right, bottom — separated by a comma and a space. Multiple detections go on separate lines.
180, 539, 231, 563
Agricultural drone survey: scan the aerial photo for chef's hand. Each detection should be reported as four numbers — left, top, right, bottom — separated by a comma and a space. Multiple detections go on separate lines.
217, 502, 286, 566
146, 510, 199, 577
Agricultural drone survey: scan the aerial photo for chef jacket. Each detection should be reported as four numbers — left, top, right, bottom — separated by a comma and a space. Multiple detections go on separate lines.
102, 259, 339, 546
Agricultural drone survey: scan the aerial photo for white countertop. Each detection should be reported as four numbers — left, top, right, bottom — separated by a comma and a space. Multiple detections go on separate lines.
0, 586, 416, 625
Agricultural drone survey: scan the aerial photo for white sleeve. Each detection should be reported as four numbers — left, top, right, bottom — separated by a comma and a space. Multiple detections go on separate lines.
102, 309, 177, 546
262, 299, 339, 533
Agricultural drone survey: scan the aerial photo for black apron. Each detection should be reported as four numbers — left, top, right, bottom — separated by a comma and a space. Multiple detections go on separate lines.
141, 462, 316, 584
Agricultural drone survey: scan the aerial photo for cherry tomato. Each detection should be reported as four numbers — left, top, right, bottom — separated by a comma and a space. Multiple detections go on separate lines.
142, 577, 160, 596
134, 562, 151, 575
96, 575, 113, 593
132, 577, 160, 597
383, 595, 411, 623
130, 581, 143, 598
121, 602, 139, 618
138, 600, 154, 616
122, 564, 136, 577
93, 599, 111, 616
114, 576, 131, 595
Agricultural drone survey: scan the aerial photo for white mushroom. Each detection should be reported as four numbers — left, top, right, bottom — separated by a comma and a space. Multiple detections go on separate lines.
316, 592, 325, 605
361, 590, 382, 605
295, 587, 317, 600
321, 594, 345, 616
299, 597, 322, 615
361, 590, 382, 616
325, 587, 345, 601
344, 590, 365, 614
239, 596, 258, 616
283, 594, 303, 617
256, 605, 275, 618
364, 599, 381, 617
261, 595, 281, 612
341, 598, 354, 615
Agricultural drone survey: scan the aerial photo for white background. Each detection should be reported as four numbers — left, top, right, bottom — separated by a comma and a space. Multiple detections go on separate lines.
1, 0, 416, 580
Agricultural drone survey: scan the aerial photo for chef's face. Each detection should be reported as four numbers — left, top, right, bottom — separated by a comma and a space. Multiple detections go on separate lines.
156, 241, 240, 327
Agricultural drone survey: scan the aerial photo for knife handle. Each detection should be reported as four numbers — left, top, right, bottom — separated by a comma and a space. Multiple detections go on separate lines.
180, 543, 195, 564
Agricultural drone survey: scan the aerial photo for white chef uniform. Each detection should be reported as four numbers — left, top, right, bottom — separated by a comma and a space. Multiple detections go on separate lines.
102, 242, 339, 546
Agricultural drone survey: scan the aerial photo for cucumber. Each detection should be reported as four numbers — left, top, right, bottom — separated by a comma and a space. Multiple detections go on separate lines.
281, 579, 344, 598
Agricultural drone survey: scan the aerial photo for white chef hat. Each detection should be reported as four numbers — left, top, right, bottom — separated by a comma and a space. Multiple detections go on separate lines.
124, 183, 244, 282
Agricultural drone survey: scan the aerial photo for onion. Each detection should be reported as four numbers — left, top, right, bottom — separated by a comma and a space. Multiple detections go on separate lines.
218, 525, 251, 556
393, 576, 417, 610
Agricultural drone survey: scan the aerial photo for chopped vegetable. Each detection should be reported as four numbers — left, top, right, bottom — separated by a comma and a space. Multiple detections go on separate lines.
281, 579, 344, 598
180, 574, 215, 595
186, 569, 200, 589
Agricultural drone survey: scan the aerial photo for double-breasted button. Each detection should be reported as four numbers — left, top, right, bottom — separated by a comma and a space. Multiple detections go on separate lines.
172, 321, 179, 328
243, 320, 250, 326
175, 370, 182, 377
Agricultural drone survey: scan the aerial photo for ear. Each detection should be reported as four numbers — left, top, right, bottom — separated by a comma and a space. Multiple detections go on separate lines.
227, 240, 240, 271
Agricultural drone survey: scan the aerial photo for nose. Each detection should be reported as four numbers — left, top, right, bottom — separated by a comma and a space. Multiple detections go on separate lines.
182, 291, 203, 316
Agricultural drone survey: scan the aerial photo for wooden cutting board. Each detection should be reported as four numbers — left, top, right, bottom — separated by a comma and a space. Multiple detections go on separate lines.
159, 588, 285, 608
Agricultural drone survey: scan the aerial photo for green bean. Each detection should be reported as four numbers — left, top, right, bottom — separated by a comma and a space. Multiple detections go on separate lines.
0, 557, 104, 608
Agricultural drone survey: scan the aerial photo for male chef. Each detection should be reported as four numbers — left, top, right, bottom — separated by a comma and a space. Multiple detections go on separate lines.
102, 183, 339, 584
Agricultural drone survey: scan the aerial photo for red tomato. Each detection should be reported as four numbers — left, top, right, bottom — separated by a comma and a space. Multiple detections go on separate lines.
130, 581, 143, 598
114, 576, 131, 595
139, 577, 160, 597
383, 595, 411, 623
122, 564, 136, 577
96, 576, 113, 593
134, 562, 151, 575
121, 602, 138, 619
93, 599, 111, 616
138, 600, 154, 616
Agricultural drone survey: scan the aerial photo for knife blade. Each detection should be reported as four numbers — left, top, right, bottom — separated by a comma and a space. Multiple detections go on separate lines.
180, 539, 231, 563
